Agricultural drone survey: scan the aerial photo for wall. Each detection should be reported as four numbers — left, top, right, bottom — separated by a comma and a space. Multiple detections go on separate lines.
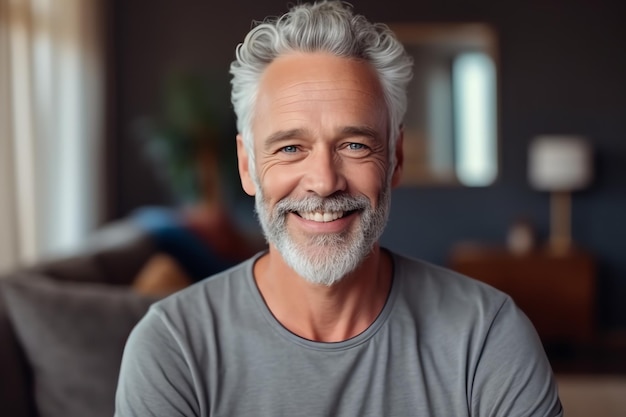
111, 0, 626, 330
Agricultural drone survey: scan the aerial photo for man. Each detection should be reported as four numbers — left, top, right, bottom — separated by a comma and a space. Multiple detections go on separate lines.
115, 2, 563, 416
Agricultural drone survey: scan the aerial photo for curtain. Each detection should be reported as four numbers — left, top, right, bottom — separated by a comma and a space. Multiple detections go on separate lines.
0, 0, 105, 272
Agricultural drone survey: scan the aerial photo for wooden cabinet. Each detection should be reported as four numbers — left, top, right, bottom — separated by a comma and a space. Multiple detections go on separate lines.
449, 244, 596, 347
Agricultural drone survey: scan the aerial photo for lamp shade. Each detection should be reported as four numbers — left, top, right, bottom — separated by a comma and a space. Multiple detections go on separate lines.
528, 135, 593, 191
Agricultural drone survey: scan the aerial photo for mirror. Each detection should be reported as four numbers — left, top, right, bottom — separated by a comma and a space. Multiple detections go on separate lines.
389, 23, 499, 187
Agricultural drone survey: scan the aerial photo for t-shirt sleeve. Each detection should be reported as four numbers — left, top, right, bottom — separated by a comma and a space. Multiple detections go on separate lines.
470, 297, 563, 417
115, 306, 201, 417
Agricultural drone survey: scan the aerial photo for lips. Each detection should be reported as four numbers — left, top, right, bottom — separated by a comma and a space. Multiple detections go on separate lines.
297, 210, 344, 222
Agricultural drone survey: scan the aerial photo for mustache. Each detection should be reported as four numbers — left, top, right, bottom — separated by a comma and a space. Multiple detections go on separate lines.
273, 193, 370, 216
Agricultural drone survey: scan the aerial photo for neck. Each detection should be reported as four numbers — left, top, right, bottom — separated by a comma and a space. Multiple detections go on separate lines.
254, 244, 393, 342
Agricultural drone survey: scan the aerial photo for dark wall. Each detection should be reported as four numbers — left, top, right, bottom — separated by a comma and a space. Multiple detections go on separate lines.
111, 0, 626, 329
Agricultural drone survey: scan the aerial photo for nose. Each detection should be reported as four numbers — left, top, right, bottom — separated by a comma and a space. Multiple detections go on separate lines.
302, 147, 347, 197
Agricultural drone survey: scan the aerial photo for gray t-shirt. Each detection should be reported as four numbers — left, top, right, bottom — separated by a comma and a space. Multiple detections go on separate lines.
115, 251, 563, 417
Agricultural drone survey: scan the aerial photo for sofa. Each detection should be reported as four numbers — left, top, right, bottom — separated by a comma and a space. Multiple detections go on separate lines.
0, 220, 161, 417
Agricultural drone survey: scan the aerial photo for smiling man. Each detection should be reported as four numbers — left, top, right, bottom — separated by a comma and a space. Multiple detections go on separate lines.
115, 2, 563, 416
236, 52, 398, 342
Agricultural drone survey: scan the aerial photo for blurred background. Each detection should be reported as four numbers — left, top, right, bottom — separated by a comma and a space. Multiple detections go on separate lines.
1, 0, 625, 415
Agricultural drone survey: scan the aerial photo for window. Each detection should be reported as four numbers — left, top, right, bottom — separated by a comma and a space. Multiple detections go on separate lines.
0, 0, 105, 269
390, 23, 499, 187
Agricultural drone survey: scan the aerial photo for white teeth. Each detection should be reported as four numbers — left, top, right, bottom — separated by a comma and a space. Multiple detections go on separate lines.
299, 211, 344, 222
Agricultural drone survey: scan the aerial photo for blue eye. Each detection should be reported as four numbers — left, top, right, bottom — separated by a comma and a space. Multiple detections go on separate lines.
282, 145, 297, 153
348, 143, 366, 150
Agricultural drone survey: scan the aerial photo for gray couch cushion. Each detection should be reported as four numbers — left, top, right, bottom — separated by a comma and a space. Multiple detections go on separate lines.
0, 290, 35, 417
1, 275, 159, 417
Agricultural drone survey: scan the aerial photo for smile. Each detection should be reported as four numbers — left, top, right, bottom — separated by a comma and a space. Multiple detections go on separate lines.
297, 210, 345, 223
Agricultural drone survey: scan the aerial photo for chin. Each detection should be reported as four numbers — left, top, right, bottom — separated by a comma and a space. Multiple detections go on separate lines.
277, 236, 374, 287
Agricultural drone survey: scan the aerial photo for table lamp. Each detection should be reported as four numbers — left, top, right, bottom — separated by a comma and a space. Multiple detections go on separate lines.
528, 135, 593, 255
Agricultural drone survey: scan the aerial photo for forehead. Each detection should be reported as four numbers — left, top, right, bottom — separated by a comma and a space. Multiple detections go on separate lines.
258, 52, 383, 97
252, 52, 387, 137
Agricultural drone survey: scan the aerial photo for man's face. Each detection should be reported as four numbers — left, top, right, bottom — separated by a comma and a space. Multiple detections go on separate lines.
237, 52, 402, 285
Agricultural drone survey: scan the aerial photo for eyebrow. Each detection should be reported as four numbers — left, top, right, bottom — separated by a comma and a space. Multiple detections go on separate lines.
263, 126, 382, 149
339, 125, 381, 142
263, 129, 307, 150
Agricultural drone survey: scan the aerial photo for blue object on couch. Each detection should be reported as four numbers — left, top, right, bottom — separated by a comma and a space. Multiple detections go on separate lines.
131, 206, 236, 282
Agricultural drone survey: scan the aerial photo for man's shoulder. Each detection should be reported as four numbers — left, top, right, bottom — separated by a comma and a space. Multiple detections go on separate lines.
390, 250, 511, 319
389, 252, 562, 417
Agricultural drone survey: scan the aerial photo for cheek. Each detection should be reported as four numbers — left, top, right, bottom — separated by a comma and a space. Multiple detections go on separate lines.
345, 162, 389, 202
257, 163, 301, 204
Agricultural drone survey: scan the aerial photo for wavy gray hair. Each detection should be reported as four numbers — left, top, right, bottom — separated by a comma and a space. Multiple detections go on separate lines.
229, 0, 413, 177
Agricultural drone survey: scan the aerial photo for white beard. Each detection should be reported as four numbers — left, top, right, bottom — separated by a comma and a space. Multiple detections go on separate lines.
254, 183, 391, 286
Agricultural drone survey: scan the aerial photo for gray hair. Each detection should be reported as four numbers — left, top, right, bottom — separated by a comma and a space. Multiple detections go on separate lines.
229, 0, 413, 174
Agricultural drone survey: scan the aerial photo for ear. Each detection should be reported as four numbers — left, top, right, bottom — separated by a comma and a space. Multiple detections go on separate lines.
390, 128, 404, 188
236, 134, 257, 196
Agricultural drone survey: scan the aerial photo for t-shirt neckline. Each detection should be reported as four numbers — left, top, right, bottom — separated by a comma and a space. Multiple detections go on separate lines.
244, 249, 400, 351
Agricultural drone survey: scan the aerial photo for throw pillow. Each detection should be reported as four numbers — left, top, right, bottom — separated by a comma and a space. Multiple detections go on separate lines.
1, 275, 159, 417
132, 252, 193, 296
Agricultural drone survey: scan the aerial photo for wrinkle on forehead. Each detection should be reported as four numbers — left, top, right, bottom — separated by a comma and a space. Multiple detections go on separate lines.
271, 79, 382, 103
270, 90, 380, 116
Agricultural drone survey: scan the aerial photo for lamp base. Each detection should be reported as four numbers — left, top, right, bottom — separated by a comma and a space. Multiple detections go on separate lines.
549, 191, 572, 256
